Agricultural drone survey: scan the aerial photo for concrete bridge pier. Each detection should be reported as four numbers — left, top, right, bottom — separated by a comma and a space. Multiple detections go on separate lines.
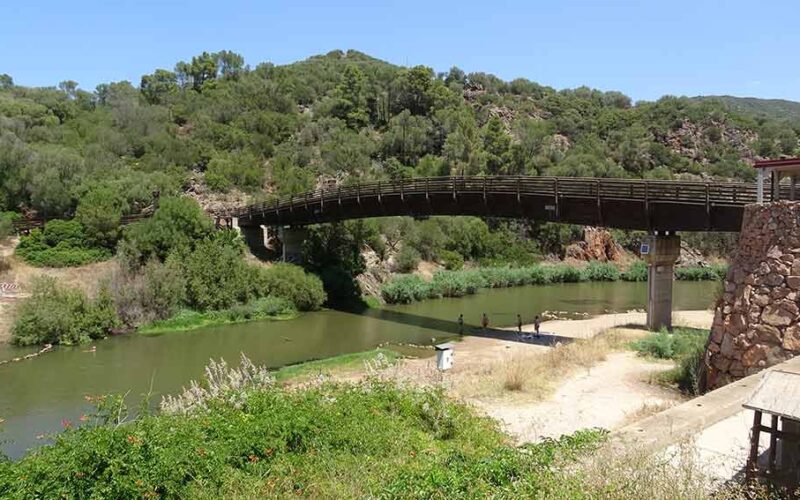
642, 233, 681, 331
278, 226, 307, 263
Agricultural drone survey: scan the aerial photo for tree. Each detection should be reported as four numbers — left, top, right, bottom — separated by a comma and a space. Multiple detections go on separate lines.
58, 80, 79, 98
392, 65, 435, 115
330, 65, 369, 129
0, 74, 12, 89
482, 116, 511, 174
140, 69, 178, 105
382, 110, 433, 164
75, 185, 127, 248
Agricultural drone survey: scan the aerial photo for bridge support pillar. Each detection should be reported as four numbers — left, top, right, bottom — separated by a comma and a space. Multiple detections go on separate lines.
278, 226, 307, 263
642, 233, 681, 331
234, 218, 270, 259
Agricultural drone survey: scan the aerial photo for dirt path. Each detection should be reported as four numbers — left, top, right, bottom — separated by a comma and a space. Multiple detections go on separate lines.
475, 352, 683, 443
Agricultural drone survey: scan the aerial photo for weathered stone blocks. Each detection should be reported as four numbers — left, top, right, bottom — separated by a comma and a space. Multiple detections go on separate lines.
704, 201, 800, 390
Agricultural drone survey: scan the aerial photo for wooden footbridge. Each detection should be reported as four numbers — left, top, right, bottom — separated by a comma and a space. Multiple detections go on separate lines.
235, 176, 758, 232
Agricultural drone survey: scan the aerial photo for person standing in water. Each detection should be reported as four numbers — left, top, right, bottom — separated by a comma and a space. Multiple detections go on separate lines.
517, 314, 523, 338
534, 315, 541, 337
457, 314, 464, 334
481, 313, 489, 332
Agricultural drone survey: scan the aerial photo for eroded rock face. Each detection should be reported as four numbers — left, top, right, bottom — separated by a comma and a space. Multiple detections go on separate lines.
564, 227, 624, 262
705, 202, 800, 390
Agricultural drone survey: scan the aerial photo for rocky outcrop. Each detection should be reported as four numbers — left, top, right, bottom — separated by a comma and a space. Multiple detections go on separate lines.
565, 227, 624, 262
705, 201, 800, 390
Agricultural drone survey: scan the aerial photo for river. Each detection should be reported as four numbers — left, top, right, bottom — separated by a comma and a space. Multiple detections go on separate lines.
0, 280, 717, 459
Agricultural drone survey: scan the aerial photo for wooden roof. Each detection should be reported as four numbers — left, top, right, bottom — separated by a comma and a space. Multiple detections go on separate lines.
743, 370, 800, 420
754, 157, 800, 169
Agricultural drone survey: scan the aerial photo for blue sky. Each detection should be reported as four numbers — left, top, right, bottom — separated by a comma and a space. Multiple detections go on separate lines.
3, 0, 800, 102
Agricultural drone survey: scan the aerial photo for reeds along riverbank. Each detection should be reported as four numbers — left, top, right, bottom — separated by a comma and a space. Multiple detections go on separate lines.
381, 262, 727, 304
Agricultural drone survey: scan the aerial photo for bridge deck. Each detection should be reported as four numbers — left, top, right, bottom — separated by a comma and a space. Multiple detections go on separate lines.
236, 176, 758, 232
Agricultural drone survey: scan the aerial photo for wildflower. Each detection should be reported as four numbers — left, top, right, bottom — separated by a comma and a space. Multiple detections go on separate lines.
61, 419, 72, 429
79, 414, 89, 422
126, 435, 142, 445
248, 454, 259, 463
74, 471, 85, 478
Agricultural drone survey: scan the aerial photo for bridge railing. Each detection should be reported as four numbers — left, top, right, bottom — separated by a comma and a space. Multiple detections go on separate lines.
236, 176, 760, 220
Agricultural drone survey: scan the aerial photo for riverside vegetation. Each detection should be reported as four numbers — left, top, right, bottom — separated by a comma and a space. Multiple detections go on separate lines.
0, 48, 785, 280
0, 355, 757, 499
9, 197, 325, 346
381, 261, 727, 304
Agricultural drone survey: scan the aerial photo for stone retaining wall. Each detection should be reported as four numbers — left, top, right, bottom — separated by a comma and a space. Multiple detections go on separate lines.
705, 201, 800, 390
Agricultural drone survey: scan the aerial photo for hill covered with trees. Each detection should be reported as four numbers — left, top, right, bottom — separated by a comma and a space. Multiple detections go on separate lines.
2, 48, 798, 225
694, 95, 800, 124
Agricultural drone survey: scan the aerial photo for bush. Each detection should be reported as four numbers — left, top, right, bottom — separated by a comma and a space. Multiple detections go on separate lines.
120, 197, 214, 266
395, 245, 421, 273
11, 277, 120, 346
0, 376, 606, 498
381, 274, 431, 303
109, 259, 187, 327
0, 212, 19, 240
252, 262, 326, 311
545, 264, 585, 283
632, 327, 709, 395
180, 231, 253, 311
674, 265, 727, 281
16, 220, 111, 267
621, 260, 648, 281
581, 261, 620, 281
438, 249, 464, 270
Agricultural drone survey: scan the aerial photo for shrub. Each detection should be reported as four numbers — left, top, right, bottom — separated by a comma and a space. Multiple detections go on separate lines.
180, 231, 253, 311
110, 258, 187, 327
0, 212, 18, 240
674, 265, 727, 281
632, 327, 709, 395
16, 220, 111, 267
11, 277, 120, 346
395, 245, 421, 273
545, 264, 585, 283
381, 274, 431, 303
439, 249, 464, 270
120, 196, 214, 266
0, 375, 607, 498
581, 261, 620, 281
621, 260, 648, 282
252, 262, 326, 311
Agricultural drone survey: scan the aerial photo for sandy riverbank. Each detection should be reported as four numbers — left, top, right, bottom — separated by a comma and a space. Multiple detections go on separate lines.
327, 309, 714, 444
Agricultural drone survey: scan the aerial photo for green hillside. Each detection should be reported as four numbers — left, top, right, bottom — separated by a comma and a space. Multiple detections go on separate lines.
694, 95, 800, 124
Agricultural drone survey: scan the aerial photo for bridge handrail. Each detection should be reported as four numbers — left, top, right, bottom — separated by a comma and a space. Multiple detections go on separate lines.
236, 176, 759, 219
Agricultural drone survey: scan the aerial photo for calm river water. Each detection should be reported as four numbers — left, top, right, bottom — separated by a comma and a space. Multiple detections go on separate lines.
0, 280, 717, 458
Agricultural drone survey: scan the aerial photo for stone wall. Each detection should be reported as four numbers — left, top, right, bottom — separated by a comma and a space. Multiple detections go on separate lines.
705, 201, 800, 390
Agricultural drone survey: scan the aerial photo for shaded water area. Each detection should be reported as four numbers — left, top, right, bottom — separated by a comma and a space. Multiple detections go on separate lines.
0, 280, 717, 459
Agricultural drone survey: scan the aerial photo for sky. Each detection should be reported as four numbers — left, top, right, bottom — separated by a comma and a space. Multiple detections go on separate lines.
2, 0, 800, 102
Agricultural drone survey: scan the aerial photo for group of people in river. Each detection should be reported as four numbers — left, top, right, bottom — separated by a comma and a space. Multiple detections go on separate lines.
456, 313, 541, 340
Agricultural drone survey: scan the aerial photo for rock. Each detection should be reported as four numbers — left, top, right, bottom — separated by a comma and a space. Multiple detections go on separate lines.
762, 304, 795, 327
787, 276, 800, 290
720, 334, 736, 358
752, 324, 782, 345
752, 293, 771, 307
564, 227, 624, 262
783, 325, 800, 352
759, 273, 784, 287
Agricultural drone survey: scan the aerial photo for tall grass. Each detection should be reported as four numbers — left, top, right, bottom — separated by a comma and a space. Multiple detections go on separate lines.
631, 327, 709, 395
381, 261, 724, 304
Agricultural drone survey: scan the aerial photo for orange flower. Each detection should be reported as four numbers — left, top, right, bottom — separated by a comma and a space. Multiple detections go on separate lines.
248, 454, 259, 463
126, 435, 142, 445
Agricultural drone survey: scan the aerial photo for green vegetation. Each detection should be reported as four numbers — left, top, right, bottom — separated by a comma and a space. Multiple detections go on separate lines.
11, 277, 119, 346
674, 263, 728, 281
0, 359, 607, 498
10, 198, 326, 345
15, 219, 111, 267
631, 327, 709, 394
382, 262, 723, 304
0, 50, 779, 277
273, 348, 400, 382
139, 297, 297, 335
